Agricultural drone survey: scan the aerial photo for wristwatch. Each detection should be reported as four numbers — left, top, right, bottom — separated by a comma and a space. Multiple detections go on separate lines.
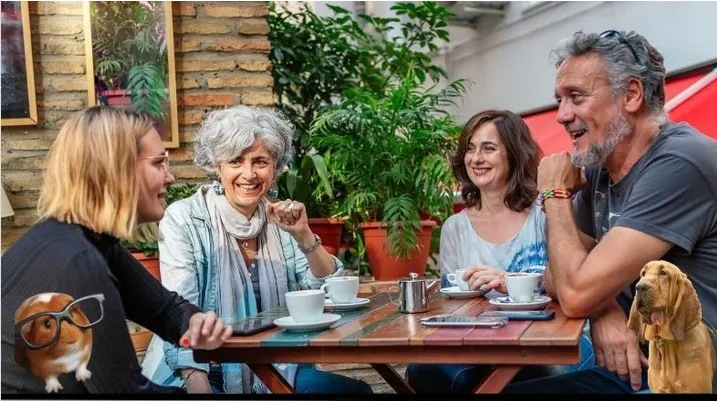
298, 234, 322, 254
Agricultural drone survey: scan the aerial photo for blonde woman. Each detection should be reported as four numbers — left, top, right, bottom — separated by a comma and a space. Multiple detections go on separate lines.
1, 107, 232, 394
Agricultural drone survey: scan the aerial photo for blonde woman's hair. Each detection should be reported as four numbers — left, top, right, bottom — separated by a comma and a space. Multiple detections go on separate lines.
38, 106, 154, 239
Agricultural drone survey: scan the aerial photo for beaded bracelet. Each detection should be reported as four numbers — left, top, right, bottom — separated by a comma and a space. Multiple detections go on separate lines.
536, 189, 573, 210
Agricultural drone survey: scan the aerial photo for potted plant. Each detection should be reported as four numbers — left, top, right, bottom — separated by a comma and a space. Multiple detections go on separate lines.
269, 3, 372, 254
269, 2, 462, 266
307, 3, 468, 281
90, 1, 169, 132
311, 70, 467, 280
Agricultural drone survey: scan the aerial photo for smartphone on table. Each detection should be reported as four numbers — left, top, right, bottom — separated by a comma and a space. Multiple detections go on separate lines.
231, 317, 277, 336
479, 308, 555, 321
420, 314, 508, 328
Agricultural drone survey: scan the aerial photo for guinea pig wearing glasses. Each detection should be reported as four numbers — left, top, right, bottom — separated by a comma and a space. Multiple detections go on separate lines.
14, 293, 93, 393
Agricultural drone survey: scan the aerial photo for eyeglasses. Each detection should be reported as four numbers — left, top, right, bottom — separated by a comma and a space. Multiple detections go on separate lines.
14, 294, 105, 350
139, 150, 170, 173
600, 30, 644, 66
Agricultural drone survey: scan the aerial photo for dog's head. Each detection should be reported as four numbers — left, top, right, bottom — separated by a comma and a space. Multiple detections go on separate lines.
627, 261, 702, 342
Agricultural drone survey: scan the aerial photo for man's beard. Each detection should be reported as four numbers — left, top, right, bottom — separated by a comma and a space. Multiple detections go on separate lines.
571, 110, 632, 168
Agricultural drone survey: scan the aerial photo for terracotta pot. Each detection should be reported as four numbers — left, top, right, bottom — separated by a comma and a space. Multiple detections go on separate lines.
99, 89, 131, 106
131, 252, 160, 281
419, 211, 443, 225
308, 218, 346, 256
453, 203, 466, 214
130, 328, 153, 352
360, 220, 438, 281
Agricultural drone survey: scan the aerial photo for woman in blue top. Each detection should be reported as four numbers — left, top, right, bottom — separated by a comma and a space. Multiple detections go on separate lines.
405, 109, 594, 393
141, 106, 371, 394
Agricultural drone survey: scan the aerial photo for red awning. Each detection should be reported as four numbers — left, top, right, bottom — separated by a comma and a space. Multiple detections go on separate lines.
523, 69, 715, 155
667, 69, 717, 140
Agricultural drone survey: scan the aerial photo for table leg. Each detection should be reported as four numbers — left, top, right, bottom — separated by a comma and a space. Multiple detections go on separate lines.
474, 365, 522, 394
370, 364, 415, 394
247, 363, 294, 394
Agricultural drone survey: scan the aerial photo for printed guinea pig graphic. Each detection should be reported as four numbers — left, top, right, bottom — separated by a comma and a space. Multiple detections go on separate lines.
14, 292, 105, 393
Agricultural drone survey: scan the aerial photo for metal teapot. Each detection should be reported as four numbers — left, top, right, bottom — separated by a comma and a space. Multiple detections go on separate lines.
391, 272, 440, 313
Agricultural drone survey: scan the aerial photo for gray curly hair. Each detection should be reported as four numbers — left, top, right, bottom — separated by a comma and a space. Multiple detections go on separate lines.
551, 30, 667, 125
193, 106, 294, 179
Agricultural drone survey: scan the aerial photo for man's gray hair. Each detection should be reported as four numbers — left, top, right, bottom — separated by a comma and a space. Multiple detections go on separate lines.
551, 30, 667, 125
193, 106, 294, 179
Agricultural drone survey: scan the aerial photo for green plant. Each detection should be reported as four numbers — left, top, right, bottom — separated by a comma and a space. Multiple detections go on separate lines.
91, 1, 169, 121
269, 2, 457, 213
123, 183, 198, 256
311, 71, 468, 259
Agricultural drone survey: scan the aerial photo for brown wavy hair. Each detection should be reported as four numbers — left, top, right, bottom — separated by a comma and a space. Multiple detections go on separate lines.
451, 109, 542, 212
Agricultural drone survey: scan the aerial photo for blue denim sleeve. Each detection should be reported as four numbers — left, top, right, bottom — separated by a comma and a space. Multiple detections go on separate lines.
279, 229, 343, 291
158, 201, 210, 373
163, 341, 209, 373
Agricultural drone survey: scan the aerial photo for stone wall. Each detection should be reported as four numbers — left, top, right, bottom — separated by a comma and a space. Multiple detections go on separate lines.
1, 1, 274, 250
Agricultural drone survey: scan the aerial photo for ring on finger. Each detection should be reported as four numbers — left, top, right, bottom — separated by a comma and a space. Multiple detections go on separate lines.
287, 202, 295, 210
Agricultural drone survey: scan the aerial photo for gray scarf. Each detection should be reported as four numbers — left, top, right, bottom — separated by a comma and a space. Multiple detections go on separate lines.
205, 188, 291, 393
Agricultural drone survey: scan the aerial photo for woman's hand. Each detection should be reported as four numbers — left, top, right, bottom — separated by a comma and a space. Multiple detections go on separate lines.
180, 311, 232, 350
266, 199, 310, 237
464, 266, 507, 293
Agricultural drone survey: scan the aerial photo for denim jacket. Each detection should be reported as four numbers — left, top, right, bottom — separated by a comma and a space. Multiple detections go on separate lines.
140, 186, 343, 392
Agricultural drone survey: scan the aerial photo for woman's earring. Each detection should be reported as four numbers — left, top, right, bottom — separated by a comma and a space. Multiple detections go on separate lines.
213, 182, 225, 195
267, 187, 279, 199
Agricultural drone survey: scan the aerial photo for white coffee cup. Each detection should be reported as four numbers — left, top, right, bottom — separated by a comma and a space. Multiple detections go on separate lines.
320, 276, 359, 304
285, 289, 325, 323
446, 268, 471, 291
504, 272, 543, 303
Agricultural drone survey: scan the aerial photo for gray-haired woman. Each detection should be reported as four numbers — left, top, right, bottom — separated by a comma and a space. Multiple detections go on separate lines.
140, 106, 372, 394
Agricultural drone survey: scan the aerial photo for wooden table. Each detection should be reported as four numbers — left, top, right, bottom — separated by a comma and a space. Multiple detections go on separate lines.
194, 292, 586, 394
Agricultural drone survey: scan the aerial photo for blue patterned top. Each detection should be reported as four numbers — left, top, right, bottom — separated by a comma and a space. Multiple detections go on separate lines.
439, 202, 547, 289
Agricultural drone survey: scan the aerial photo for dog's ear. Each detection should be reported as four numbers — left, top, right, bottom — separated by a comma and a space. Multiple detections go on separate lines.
628, 295, 645, 344
669, 271, 701, 341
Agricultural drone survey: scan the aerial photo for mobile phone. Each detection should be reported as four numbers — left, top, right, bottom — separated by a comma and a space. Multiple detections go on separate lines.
231, 318, 276, 336
420, 314, 508, 328
479, 309, 555, 321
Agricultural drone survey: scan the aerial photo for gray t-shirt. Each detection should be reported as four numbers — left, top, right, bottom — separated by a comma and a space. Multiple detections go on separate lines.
439, 202, 548, 290
573, 122, 717, 329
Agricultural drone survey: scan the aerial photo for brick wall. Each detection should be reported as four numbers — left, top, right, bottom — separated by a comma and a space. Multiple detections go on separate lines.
1, 1, 274, 250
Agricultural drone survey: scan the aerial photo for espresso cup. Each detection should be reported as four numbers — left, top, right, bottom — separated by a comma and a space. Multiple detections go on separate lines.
504, 272, 542, 303
446, 269, 471, 291
285, 289, 325, 323
320, 276, 359, 304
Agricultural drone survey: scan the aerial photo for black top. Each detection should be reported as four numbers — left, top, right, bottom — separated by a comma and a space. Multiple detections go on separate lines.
1, 218, 200, 393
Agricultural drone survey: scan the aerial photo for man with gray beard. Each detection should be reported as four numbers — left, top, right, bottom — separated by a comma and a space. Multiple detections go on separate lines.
505, 30, 717, 393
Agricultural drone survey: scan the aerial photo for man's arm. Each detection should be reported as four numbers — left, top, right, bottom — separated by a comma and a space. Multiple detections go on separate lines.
543, 230, 596, 299
544, 198, 671, 317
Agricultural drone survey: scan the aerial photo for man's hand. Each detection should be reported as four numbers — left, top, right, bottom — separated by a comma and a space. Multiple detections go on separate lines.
537, 151, 587, 193
590, 302, 648, 391
180, 311, 232, 350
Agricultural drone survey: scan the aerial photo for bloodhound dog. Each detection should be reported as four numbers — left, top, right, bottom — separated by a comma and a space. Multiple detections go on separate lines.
628, 260, 716, 393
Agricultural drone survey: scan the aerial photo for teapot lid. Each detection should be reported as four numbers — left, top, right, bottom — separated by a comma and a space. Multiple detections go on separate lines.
400, 272, 427, 282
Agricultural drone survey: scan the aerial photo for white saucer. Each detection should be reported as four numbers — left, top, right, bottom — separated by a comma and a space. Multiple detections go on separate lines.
325, 297, 371, 311
489, 295, 552, 310
273, 313, 341, 332
440, 286, 489, 299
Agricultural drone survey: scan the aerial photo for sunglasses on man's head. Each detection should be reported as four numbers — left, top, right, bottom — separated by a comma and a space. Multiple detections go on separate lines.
600, 30, 644, 67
